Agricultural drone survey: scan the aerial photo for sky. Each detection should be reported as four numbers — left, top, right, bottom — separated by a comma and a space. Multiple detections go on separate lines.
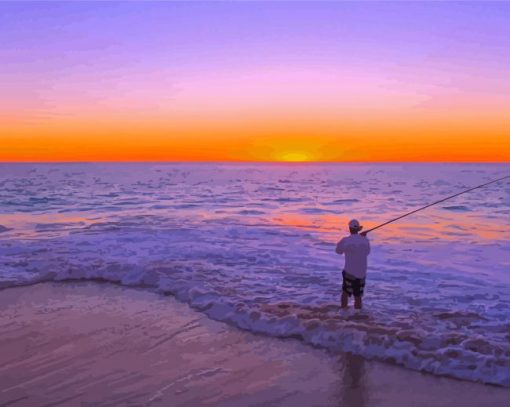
1, 1, 509, 162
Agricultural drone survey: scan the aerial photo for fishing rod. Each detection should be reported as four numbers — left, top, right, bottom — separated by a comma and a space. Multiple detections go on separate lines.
362, 174, 510, 235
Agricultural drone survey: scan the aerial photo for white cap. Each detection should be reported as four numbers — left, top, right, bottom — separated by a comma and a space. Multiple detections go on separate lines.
349, 219, 362, 230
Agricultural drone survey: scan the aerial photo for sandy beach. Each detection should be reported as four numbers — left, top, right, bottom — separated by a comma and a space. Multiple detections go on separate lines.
0, 282, 509, 407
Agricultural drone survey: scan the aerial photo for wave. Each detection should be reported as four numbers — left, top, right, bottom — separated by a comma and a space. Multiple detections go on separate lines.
442, 205, 471, 212
238, 210, 266, 216
2, 268, 509, 388
323, 199, 360, 205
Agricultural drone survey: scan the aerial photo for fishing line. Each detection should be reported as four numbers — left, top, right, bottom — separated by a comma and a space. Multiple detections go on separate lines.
363, 174, 510, 235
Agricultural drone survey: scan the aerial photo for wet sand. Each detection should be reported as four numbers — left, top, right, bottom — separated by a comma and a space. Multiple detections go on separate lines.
1, 282, 509, 406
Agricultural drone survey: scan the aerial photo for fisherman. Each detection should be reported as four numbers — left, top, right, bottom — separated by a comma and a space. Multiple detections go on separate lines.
336, 219, 370, 310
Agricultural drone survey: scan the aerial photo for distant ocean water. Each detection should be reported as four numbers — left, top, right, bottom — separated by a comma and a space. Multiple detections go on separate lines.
1, 163, 509, 386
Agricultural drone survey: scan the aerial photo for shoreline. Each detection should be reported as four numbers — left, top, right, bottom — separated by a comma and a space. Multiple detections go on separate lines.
1, 282, 509, 406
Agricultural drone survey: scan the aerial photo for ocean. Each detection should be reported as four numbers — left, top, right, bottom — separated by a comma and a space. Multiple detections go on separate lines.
1, 163, 509, 386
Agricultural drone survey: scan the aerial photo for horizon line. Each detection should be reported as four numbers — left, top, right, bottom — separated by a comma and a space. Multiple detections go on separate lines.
1, 160, 509, 165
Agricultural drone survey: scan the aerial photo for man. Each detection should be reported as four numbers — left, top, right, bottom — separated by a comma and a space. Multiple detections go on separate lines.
335, 219, 370, 309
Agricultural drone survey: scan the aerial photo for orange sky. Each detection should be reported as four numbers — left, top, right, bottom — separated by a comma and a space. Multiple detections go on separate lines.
2, 104, 509, 162
1, 2, 509, 162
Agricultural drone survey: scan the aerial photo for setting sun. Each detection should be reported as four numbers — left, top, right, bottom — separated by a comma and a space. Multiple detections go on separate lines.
278, 151, 312, 162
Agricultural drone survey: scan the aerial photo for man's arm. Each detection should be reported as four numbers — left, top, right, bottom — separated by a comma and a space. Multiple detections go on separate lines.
335, 239, 344, 254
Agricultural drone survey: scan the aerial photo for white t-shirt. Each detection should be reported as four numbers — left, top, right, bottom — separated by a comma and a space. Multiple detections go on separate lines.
335, 234, 371, 279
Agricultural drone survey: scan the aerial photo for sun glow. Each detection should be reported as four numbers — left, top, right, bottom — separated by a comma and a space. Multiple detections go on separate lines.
278, 151, 312, 162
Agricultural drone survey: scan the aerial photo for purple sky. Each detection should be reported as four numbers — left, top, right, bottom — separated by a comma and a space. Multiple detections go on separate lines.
1, 1, 509, 161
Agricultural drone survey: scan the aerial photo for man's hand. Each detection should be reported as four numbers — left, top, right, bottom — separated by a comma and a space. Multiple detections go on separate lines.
360, 231, 368, 237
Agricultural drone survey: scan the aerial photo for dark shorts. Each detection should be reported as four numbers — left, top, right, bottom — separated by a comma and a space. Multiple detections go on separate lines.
342, 270, 366, 297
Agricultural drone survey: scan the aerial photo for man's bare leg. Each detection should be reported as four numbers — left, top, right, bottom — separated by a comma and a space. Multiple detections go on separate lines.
354, 296, 362, 309
341, 292, 349, 308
